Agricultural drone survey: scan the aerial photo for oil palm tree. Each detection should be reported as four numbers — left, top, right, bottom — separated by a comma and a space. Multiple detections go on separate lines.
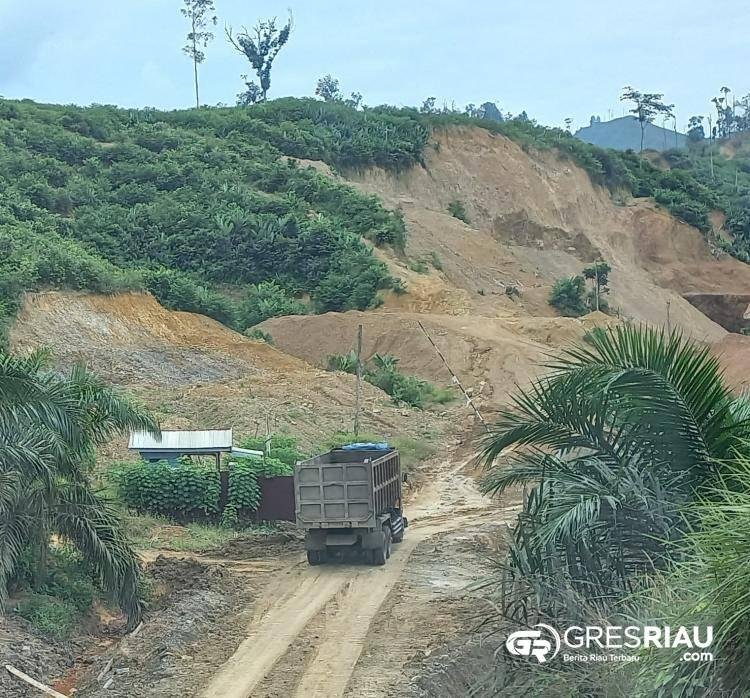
0, 350, 158, 627
481, 324, 750, 615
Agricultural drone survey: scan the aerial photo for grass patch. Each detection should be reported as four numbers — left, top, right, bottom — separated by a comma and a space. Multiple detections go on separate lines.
15, 594, 78, 640
123, 513, 280, 552
408, 259, 429, 274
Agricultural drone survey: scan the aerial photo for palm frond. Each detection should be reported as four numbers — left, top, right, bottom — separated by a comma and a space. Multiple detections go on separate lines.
52, 482, 144, 628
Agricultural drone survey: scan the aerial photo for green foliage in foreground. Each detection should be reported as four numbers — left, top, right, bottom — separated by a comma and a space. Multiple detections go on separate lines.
16, 593, 79, 640
482, 325, 748, 615
479, 325, 750, 695
12, 546, 99, 640
326, 351, 454, 408
1, 350, 158, 629
486, 455, 750, 697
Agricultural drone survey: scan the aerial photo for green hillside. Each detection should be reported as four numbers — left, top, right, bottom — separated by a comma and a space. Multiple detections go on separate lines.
2, 96, 750, 339
0, 98, 423, 336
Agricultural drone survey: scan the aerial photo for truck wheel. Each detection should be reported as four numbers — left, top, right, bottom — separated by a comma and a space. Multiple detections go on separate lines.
307, 550, 324, 566
392, 523, 404, 544
371, 527, 390, 566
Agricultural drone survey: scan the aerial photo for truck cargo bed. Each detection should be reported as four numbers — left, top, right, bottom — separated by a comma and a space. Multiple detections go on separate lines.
295, 448, 401, 529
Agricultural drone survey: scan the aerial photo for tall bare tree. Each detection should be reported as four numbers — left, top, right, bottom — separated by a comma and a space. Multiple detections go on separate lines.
620, 86, 674, 155
226, 12, 293, 103
181, 0, 217, 109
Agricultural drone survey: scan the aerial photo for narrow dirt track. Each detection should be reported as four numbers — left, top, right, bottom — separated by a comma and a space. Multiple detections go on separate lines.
201, 455, 509, 698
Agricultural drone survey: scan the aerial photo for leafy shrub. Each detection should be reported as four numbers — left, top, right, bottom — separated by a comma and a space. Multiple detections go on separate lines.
549, 275, 588, 317
326, 351, 454, 408
447, 200, 470, 223
239, 433, 304, 466
111, 455, 293, 524
326, 351, 359, 373
112, 460, 220, 518
144, 268, 238, 327
16, 594, 78, 640
429, 251, 444, 271
245, 328, 274, 344
240, 281, 307, 329
408, 259, 429, 274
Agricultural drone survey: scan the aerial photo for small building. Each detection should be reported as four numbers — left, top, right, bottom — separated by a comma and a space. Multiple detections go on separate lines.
128, 429, 262, 466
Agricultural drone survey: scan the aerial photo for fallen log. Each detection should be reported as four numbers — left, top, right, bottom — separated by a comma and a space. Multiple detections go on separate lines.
5, 664, 69, 698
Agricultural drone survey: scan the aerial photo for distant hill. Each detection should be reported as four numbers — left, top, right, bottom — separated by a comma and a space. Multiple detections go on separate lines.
575, 115, 687, 152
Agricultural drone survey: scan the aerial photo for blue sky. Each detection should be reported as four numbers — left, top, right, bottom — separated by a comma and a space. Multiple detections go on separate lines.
1, 0, 748, 131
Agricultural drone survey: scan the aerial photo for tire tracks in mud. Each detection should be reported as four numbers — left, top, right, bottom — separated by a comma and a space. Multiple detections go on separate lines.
200, 456, 509, 698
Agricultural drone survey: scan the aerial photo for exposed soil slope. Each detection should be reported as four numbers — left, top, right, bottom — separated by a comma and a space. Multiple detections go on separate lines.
261, 309, 615, 405
261, 127, 750, 404
350, 127, 750, 338
9, 291, 453, 451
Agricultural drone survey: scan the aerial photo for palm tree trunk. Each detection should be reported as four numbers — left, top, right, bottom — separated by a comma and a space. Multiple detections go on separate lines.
32, 524, 49, 590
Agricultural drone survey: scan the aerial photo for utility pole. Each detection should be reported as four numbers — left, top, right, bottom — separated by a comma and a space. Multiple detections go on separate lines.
595, 263, 601, 312
666, 299, 672, 334
353, 324, 363, 437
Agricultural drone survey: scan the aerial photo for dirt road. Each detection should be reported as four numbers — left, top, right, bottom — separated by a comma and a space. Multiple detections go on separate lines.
201, 455, 512, 698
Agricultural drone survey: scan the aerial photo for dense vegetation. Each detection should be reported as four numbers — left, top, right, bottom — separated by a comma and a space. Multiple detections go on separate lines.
0, 98, 413, 336
111, 454, 293, 526
3, 95, 750, 338
548, 262, 611, 316
480, 325, 750, 695
0, 349, 158, 630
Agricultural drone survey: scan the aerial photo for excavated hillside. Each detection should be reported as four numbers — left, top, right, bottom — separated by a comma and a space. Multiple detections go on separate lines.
9, 291, 454, 455
262, 127, 750, 396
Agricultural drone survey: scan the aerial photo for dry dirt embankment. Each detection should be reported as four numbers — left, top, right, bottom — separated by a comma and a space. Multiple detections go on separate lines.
263, 126, 750, 400
9, 291, 453, 453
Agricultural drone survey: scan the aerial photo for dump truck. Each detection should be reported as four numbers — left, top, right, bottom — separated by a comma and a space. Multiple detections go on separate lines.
294, 444, 408, 565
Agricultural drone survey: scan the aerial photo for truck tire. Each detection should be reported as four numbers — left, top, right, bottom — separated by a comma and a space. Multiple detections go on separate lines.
307, 550, 324, 566
371, 526, 391, 566
392, 519, 404, 544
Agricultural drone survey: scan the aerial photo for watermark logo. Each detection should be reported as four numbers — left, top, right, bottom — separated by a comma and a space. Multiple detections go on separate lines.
505, 625, 714, 664
505, 624, 561, 663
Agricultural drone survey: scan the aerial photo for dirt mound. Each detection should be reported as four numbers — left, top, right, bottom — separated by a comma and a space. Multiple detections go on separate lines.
11, 291, 304, 384
260, 309, 615, 405
9, 291, 457, 452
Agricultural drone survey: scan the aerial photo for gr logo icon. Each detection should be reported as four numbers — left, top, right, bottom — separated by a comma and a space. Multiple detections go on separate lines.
505, 624, 561, 663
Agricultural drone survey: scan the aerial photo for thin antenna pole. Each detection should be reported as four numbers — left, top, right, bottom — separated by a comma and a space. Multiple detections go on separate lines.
417, 320, 490, 433
353, 324, 363, 437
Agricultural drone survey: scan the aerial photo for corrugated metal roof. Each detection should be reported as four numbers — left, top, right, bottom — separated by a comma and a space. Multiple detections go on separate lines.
129, 429, 233, 451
